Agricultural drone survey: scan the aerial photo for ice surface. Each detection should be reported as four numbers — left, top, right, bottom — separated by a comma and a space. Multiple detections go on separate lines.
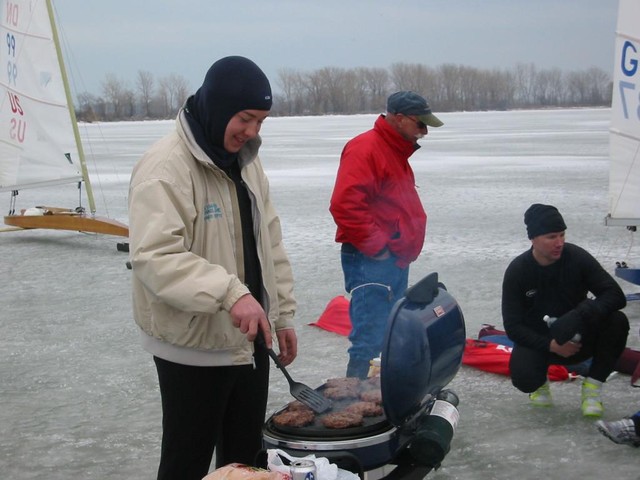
1, 108, 639, 479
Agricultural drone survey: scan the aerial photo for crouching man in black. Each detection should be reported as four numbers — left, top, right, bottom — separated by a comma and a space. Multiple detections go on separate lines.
502, 203, 629, 417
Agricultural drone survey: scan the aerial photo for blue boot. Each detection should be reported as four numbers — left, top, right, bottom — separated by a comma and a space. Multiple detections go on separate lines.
346, 357, 370, 379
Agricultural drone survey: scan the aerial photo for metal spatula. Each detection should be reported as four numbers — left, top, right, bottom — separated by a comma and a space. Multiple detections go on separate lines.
256, 330, 332, 413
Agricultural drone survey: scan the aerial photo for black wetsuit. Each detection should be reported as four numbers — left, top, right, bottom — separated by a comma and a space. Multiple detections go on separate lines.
502, 243, 629, 392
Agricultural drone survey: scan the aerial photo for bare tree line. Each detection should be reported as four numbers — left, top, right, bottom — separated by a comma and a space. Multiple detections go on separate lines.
74, 62, 612, 122
272, 62, 612, 116
75, 71, 191, 122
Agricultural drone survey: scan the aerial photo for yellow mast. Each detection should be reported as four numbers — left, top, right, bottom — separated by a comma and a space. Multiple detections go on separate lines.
45, 0, 96, 215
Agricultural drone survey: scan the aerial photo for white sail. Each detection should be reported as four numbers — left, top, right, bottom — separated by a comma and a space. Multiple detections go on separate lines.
607, 0, 640, 227
0, 0, 127, 237
0, 0, 82, 192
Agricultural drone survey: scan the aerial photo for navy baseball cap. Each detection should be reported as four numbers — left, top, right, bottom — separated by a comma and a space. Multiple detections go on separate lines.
387, 91, 443, 127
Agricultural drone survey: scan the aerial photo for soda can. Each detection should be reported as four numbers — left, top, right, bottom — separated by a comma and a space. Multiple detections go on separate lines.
290, 459, 316, 480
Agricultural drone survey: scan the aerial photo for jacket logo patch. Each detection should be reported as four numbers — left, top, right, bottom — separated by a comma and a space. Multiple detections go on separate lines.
525, 289, 537, 298
204, 202, 223, 221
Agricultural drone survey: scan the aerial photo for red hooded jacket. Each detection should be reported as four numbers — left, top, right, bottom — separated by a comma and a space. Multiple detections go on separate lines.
330, 115, 427, 268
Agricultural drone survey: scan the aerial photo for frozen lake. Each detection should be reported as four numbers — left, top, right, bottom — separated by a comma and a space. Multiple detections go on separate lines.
1, 108, 639, 479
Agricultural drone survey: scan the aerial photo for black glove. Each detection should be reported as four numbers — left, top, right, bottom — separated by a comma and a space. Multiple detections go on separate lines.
574, 298, 599, 326
549, 310, 582, 344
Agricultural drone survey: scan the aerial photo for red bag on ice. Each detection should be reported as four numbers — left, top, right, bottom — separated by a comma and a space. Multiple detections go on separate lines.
462, 339, 570, 381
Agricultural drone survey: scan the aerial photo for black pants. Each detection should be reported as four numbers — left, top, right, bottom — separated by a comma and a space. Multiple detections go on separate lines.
510, 310, 629, 393
154, 348, 269, 480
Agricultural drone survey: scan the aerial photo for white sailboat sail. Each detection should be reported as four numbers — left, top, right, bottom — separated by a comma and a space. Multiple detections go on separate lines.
608, 0, 640, 294
0, 0, 85, 193
606, 0, 640, 227
0, 0, 127, 237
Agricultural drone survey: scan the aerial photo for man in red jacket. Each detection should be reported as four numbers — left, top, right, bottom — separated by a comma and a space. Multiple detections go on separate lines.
329, 91, 443, 378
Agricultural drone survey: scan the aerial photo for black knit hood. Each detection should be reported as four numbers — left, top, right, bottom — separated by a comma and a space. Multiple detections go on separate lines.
184, 56, 272, 167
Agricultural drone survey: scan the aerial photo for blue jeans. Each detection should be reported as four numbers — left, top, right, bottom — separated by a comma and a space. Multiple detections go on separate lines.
341, 244, 409, 363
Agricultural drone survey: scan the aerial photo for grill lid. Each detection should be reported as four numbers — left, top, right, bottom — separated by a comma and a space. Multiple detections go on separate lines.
380, 272, 466, 426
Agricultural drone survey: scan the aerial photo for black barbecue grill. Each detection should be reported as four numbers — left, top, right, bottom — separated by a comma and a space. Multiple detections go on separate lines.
260, 272, 466, 480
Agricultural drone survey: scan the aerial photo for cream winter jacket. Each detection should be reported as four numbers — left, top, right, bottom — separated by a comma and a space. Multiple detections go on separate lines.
128, 110, 296, 366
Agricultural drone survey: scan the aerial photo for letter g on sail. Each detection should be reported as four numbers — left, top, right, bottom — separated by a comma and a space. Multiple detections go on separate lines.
621, 40, 638, 77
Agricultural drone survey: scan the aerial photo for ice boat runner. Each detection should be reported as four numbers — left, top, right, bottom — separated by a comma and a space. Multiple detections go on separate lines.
0, 0, 128, 237
606, 0, 640, 300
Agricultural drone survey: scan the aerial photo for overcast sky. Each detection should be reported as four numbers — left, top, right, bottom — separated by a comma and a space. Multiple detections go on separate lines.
52, 0, 620, 96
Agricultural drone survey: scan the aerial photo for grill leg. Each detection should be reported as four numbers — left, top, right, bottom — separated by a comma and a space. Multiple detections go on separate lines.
375, 464, 432, 480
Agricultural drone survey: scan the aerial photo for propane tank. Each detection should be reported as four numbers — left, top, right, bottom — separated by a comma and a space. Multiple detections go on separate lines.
409, 389, 460, 469
543, 315, 581, 342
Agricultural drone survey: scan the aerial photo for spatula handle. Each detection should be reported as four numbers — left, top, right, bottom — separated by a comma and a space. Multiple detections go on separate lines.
255, 329, 294, 382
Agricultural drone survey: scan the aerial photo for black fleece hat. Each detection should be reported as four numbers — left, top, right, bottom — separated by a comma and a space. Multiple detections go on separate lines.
187, 56, 272, 151
524, 203, 567, 239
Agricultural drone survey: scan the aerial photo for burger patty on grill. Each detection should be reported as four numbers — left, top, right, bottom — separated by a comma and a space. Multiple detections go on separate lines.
321, 411, 364, 429
272, 409, 315, 428
286, 400, 314, 412
323, 385, 360, 400
344, 401, 384, 417
362, 376, 381, 390
325, 377, 361, 389
360, 389, 382, 404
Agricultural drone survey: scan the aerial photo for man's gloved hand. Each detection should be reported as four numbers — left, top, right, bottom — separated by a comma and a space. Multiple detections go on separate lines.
549, 309, 582, 344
